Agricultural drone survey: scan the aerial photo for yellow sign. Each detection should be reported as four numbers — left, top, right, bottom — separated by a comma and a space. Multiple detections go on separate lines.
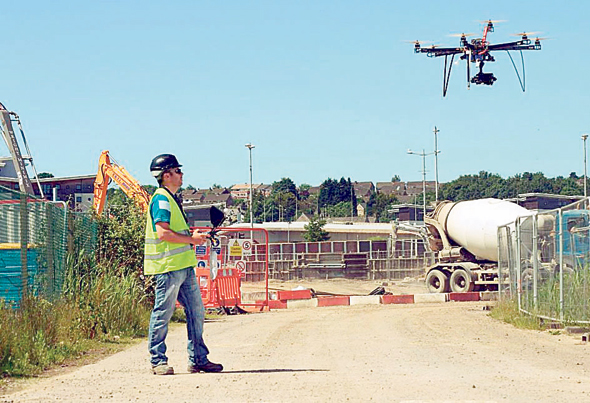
229, 240, 242, 257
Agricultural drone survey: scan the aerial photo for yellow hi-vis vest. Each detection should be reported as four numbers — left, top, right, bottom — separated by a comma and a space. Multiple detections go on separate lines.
144, 188, 197, 275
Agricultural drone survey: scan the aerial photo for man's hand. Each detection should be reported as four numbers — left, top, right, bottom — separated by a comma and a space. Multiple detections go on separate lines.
191, 230, 208, 245
156, 222, 207, 245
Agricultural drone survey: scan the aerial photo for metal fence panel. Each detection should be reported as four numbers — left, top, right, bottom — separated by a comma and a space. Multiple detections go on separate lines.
501, 199, 590, 324
0, 185, 96, 306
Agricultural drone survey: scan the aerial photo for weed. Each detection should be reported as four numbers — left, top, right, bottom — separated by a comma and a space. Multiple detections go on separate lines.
489, 298, 545, 331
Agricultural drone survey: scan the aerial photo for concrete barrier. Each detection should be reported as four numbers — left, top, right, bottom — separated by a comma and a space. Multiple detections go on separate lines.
349, 295, 381, 306
381, 294, 414, 304
449, 292, 480, 302
479, 292, 499, 301
317, 296, 350, 307
414, 293, 448, 303
287, 298, 319, 309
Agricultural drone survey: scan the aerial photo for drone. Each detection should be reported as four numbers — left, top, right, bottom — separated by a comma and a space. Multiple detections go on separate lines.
411, 20, 544, 96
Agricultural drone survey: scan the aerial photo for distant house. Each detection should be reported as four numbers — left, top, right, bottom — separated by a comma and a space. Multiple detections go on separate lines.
376, 181, 405, 196
356, 203, 365, 217
388, 203, 432, 222
508, 193, 584, 211
181, 187, 234, 213
406, 181, 437, 196
202, 193, 234, 207
353, 181, 375, 202
231, 183, 272, 199
0, 157, 95, 211
307, 186, 321, 196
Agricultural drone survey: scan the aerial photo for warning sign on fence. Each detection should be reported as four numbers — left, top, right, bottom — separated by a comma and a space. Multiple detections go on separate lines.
235, 260, 246, 277
240, 239, 252, 256
230, 240, 242, 257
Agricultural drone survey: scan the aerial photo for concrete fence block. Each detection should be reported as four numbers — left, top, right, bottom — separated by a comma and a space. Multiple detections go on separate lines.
317, 296, 350, 307
381, 294, 414, 304
479, 291, 499, 301
349, 295, 381, 306
414, 293, 448, 303
287, 298, 319, 309
449, 292, 480, 302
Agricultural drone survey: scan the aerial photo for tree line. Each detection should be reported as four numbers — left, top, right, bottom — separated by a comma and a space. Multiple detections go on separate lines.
112, 170, 587, 224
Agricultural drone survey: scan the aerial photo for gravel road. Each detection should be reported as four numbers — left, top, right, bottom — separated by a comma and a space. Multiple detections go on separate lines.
3, 301, 590, 402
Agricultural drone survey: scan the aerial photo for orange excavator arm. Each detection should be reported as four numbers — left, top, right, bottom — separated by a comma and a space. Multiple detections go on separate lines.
93, 150, 150, 215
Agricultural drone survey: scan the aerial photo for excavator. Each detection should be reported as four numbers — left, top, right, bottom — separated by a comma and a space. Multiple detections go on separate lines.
93, 150, 150, 215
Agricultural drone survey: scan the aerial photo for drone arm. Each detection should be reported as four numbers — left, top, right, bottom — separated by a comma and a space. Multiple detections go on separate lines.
488, 41, 538, 52
416, 47, 463, 57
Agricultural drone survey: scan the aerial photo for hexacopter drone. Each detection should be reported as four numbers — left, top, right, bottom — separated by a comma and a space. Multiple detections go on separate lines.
411, 20, 544, 96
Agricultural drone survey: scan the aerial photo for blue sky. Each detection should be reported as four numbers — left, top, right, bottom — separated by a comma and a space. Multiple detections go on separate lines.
1, 1, 588, 189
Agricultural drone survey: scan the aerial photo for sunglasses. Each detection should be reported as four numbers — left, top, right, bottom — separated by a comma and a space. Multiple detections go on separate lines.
167, 168, 182, 175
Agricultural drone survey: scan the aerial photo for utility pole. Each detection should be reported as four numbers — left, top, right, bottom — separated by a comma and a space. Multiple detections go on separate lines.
245, 143, 255, 228
583, 134, 588, 199
408, 148, 434, 221
433, 126, 440, 203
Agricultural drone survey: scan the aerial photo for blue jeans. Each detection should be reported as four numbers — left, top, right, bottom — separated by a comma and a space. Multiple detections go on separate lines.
148, 267, 210, 367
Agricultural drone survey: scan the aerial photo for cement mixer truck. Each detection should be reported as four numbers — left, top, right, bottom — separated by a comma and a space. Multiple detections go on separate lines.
424, 198, 590, 293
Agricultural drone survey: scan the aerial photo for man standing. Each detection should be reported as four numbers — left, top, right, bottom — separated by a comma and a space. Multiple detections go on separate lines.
144, 153, 223, 375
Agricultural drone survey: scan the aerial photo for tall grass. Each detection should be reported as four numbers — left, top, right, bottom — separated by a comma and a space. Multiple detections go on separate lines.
520, 266, 590, 324
490, 297, 544, 330
0, 251, 151, 377
62, 251, 151, 339
0, 290, 100, 376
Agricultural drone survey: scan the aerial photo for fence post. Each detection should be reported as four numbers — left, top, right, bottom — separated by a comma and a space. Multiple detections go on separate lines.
46, 202, 55, 297
19, 192, 29, 299
516, 217, 522, 311
558, 208, 564, 322
67, 212, 75, 255
532, 213, 539, 311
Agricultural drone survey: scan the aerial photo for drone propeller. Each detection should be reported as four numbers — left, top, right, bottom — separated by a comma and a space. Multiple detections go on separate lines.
403, 40, 431, 45
479, 19, 507, 24
534, 37, 551, 41
449, 33, 475, 38
512, 31, 542, 37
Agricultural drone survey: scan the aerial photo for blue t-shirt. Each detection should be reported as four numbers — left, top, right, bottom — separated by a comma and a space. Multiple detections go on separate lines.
150, 193, 171, 232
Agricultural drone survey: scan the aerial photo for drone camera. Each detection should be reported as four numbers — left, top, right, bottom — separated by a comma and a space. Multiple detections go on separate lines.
471, 72, 497, 86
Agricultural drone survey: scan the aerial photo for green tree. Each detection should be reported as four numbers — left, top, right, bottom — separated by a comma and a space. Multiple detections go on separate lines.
303, 217, 330, 242
36, 172, 54, 179
318, 177, 356, 215
95, 196, 146, 278
272, 177, 298, 197
298, 184, 311, 200
367, 192, 399, 222
391, 174, 401, 182
326, 201, 355, 218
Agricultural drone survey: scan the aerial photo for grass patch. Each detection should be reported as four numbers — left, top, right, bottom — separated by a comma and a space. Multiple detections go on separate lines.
489, 297, 545, 331
0, 261, 152, 380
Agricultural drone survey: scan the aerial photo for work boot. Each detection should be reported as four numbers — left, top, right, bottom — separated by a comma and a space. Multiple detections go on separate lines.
152, 364, 174, 375
188, 361, 223, 373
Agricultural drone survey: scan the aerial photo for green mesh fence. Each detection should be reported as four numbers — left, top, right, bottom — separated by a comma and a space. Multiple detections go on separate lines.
0, 185, 97, 306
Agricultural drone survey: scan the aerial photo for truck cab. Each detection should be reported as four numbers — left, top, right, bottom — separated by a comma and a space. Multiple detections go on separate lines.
554, 210, 590, 270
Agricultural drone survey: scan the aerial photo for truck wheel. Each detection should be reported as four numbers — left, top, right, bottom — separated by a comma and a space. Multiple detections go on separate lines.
450, 270, 474, 293
426, 270, 449, 293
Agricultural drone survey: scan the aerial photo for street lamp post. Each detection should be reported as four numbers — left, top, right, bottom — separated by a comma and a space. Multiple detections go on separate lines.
433, 126, 441, 203
408, 148, 434, 221
583, 134, 589, 199
245, 143, 255, 228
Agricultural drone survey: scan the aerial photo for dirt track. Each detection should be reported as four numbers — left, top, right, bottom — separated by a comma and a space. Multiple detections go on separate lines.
3, 298, 590, 402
